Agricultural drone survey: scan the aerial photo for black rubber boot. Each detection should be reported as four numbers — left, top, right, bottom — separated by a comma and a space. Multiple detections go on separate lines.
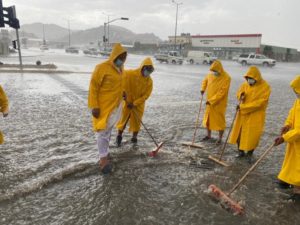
276, 180, 292, 189
287, 193, 300, 202
116, 135, 122, 147
246, 150, 254, 163
131, 137, 138, 144
235, 150, 245, 158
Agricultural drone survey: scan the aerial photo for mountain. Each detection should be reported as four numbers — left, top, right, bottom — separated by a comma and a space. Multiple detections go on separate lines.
20, 23, 162, 45
20, 23, 73, 40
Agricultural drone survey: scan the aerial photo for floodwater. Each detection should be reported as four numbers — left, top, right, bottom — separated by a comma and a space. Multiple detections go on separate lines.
0, 49, 299, 225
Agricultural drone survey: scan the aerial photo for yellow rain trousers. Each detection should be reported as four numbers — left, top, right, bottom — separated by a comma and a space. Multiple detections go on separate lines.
117, 57, 153, 132
201, 60, 231, 131
0, 85, 8, 144
278, 76, 300, 186
228, 66, 271, 152
88, 43, 126, 131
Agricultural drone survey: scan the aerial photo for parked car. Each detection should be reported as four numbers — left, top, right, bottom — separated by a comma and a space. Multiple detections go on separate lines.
65, 47, 79, 54
186, 51, 217, 65
154, 51, 183, 65
83, 48, 100, 56
237, 53, 276, 67
40, 45, 49, 50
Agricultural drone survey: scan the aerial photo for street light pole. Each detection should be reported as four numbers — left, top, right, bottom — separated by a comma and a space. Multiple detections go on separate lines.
68, 20, 71, 47
102, 16, 129, 51
172, 0, 182, 50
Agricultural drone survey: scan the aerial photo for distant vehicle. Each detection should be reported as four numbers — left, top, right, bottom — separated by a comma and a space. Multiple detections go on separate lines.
154, 51, 183, 65
99, 48, 112, 57
232, 55, 240, 61
83, 48, 100, 56
186, 51, 217, 65
40, 45, 49, 50
65, 47, 79, 54
237, 53, 276, 67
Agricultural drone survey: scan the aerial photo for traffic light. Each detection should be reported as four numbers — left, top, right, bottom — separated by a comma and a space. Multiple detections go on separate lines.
0, 1, 20, 29
12, 40, 17, 49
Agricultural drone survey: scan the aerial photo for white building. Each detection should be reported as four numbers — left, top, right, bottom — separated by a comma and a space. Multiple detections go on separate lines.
191, 34, 262, 59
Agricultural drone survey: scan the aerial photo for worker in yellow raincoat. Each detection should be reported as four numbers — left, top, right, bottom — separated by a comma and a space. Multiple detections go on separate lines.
115, 57, 154, 146
274, 75, 300, 201
229, 66, 271, 160
0, 85, 9, 144
88, 43, 127, 174
201, 60, 231, 144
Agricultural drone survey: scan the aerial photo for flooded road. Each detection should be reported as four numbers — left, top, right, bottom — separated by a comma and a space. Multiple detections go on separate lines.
0, 51, 299, 224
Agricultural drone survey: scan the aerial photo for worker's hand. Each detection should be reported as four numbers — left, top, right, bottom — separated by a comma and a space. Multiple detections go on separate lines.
201, 91, 205, 96
281, 125, 290, 135
123, 91, 127, 100
92, 108, 100, 119
206, 101, 210, 105
127, 103, 134, 109
274, 136, 284, 146
240, 92, 246, 101
236, 105, 240, 111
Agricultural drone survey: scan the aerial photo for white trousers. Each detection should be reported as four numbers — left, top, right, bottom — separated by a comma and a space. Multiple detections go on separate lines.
96, 103, 122, 159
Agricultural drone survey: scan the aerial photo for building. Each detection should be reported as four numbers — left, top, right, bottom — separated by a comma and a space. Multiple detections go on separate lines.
0, 30, 11, 56
261, 44, 298, 62
168, 33, 192, 45
190, 34, 262, 59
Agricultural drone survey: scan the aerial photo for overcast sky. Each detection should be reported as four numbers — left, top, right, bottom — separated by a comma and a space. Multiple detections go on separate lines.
4, 0, 300, 49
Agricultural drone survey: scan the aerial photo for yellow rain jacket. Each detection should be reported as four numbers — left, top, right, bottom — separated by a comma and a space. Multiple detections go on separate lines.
278, 76, 300, 186
201, 60, 231, 131
88, 43, 126, 131
117, 57, 153, 132
0, 85, 9, 144
228, 66, 271, 151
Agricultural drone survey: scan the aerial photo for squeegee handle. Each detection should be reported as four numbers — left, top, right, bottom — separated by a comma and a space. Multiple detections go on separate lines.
228, 143, 275, 196
131, 108, 159, 147
191, 94, 204, 145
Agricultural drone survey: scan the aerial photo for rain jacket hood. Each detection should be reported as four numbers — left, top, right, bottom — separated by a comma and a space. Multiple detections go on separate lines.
139, 57, 154, 74
244, 66, 262, 83
210, 60, 224, 74
108, 43, 127, 65
290, 75, 300, 94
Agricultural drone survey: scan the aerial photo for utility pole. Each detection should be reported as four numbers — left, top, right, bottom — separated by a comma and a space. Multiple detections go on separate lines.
172, 0, 182, 50
68, 20, 71, 47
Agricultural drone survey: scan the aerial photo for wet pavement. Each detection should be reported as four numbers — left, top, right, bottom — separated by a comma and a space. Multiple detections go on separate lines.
0, 51, 299, 225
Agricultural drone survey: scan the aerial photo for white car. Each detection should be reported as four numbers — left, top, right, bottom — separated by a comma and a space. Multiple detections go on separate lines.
238, 53, 276, 67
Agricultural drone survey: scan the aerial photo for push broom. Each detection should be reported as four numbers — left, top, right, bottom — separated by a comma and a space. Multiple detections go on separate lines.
182, 94, 205, 149
208, 143, 276, 215
131, 109, 164, 157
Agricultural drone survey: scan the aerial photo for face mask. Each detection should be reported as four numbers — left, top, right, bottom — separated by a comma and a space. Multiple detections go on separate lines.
142, 68, 152, 77
114, 58, 124, 68
212, 71, 219, 76
247, 78, 256, 85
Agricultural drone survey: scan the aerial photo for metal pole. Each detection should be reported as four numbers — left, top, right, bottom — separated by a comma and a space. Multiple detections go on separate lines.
107, 15, 110, 46
103, 22, 106, 51
15, 28, 23, 70
68, 20, 71, 47
174, 3, 178, 49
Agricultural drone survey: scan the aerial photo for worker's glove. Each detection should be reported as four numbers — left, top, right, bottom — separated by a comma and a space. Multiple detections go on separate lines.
92, 108, 100, 119
206, 101, 210, 105
240, 92, 246, 101
236, 105, 240, 111
123, 91, 127, 100
201, 91, 205, 96
280, 125, 290, 135
127, 103, 134, 109
274, 137, 284, 146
